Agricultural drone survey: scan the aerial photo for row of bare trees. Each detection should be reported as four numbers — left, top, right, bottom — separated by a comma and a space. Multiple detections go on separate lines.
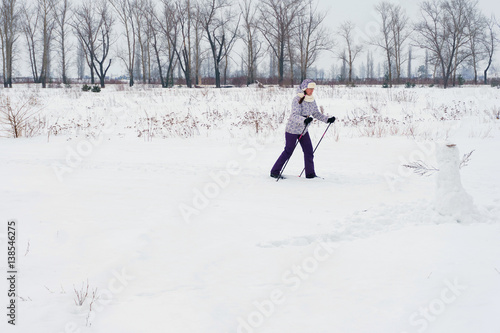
0, 0, 18, 88
0, 0, 113, 88
413, 0, 497, 88
368, 0, 498, 88
1, 0, 498, 88
0, 0, 333, 88
337, 0, 498, 88
371, 2, 411, 87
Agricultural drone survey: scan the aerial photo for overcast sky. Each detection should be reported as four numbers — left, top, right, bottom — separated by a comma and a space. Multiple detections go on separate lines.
317, 0, 499, 31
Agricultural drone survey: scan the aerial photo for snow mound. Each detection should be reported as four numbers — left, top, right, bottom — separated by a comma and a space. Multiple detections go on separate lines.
434, 144, 478, 223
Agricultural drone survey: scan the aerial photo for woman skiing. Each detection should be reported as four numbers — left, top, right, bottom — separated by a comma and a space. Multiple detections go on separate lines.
270, 79, 336, 179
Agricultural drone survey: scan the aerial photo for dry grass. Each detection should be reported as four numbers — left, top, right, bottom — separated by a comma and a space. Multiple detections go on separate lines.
1, 85, 498, 141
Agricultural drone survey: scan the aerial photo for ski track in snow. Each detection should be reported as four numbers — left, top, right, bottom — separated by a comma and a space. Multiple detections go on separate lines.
258, 199, 499, 248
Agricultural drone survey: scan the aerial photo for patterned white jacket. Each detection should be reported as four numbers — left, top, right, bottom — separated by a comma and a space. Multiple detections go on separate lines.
285, 94, 329, 135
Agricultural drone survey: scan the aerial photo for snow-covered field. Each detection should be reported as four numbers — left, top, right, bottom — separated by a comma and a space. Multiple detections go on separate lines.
1, 84, 499, 333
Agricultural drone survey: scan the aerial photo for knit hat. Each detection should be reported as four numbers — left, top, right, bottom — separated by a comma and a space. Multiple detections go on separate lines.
297, 79, 316, 102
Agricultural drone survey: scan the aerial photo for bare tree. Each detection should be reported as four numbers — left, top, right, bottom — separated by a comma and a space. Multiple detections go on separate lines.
134, 0, 151, 83
339, 49, 347, 81
337, 21, 363, 84
146, 2, 160, 84
424, 49, 430, 78
92, 1, 114, 88
466, 8, 487, 84
152, 0, 178, 87
408, 46, 413, 78
0, 6, 3, 83
390, 4, 411, 83
72, 1, 100, 85
259, 0, 305, 86
173, 0, 205, 87
21, 0, 56, 87
221, 24, 238, 85
482, 16, 497, 84
200, 0, 240, 88
143, 0, 161, 84
110, 0, 136, 86
413, 0, 471, 88
239, 0, 263, 85
21, 3, 40, 83
373, 1, 395, 87
444, 0, 475, 86
365, 50, 373, 80
373, 2, 411, 85
0, 0, 20, 88
175, 0, 194, 87
76, 40, 85, 79
297, 0, 334, 82
143, 2, 153, 84
53, 0, 71, 84
192, 3, 204, 86
72, 0, 113, 88
38, 0, 56, 88
287, 20, 297, 86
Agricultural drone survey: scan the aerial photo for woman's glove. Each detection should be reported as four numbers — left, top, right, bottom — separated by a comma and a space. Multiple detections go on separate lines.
304, 117, 313, 125
327, 116, 336, 123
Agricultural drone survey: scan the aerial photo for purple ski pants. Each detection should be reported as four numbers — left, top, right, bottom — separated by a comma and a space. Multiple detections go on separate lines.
271, 132, 315, 176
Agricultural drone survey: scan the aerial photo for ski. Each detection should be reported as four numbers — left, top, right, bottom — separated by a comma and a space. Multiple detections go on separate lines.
271, 175, 324, 180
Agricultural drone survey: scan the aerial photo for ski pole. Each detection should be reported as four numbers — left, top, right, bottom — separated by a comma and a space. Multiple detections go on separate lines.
277, 124, 308, 182
299, 122, 332, 178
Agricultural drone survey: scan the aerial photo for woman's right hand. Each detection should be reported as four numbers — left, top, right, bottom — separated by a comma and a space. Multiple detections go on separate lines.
304, 117, 313, 125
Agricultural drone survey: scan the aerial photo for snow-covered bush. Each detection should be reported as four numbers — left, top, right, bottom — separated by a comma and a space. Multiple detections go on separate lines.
0, 92, 44, 138
134, 111, 199, 140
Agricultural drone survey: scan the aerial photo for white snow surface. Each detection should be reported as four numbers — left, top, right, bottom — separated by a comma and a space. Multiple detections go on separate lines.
1, 85, 500, 333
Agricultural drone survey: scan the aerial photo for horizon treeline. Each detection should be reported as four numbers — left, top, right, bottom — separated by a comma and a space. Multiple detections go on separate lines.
0, 0, 498, 88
